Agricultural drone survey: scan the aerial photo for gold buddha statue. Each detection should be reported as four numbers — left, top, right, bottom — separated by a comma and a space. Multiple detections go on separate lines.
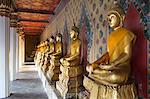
50, 33, 63, 59
84, 2, 137, 99
59, 26, 81, 67
39, 40, 50, 68
56, 25, 82, 98
41, 36, 55, 72
37, 41, 45, 67
46, 33, 63, 81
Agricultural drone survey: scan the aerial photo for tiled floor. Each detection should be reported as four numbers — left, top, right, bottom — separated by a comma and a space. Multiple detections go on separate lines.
4, 65, 48, 99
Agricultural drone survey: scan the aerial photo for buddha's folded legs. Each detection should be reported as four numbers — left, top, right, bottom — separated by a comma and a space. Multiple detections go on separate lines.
89, 68, 128, 86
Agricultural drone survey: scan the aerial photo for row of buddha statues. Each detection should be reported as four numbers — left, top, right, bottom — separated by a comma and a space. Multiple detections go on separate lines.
34, 2, 137, 99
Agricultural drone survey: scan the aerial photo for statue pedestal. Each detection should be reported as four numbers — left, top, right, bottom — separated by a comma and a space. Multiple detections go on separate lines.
37, 66, 62, 99
56, 64, 83, 98
83, 76, 137, 99
46, 58, 61, 82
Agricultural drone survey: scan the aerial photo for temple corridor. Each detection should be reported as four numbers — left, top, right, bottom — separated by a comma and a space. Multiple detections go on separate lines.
4, 65, 48, 99
0, 0, 150, 99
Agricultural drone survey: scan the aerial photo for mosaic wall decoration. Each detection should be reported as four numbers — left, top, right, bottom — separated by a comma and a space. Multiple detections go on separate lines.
62, 19, 70, 56
120, 0, 150, 40
79, 4, 93, 62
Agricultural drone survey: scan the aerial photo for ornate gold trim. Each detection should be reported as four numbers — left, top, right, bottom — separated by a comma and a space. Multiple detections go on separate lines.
0, 0, 12, 17
10, 12, 18, 27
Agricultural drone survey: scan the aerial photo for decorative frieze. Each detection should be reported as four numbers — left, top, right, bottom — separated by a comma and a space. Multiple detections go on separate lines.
0, 0, 12, 17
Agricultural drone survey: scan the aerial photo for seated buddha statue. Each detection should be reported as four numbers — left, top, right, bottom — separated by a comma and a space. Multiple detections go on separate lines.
50, 33, 63, 59
37, 41, 45, 66
60, 26, 81, 67
84, 2, 137, 99
42, 36, 55, 72
39, 40, 49, 68
46, 33, 63, 81
56, 25, 82, 97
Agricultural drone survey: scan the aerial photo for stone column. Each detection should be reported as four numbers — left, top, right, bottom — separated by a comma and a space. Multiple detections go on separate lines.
16, 31, 19, 73
0, 0, 12, 98
19, 30, 25, 67
9, 12, 18, 81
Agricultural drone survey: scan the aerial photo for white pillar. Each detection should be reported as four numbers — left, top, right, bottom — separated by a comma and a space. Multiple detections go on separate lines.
22, 37, 25, 65
19, 35, 22, 68
19, 33, 25, 68
0, 0, 12, 98
9, 27, 16, 81
16, 33, 19, 73
0, 16, 10, 98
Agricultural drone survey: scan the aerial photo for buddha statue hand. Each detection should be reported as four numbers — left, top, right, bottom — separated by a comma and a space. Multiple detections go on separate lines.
86, 63, 98, 74
99, 63, 115, 71
51, 52, 62, 59
86, 65, 93, 74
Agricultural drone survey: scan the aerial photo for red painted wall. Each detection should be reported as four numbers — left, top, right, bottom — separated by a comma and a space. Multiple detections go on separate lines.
124, 3, 147, 98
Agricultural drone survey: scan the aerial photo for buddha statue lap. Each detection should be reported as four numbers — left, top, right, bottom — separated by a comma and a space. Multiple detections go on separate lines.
56, 25, 83, 98
41, 36, 55, 73
83, 2, 137, 99
46, 33, 63, 82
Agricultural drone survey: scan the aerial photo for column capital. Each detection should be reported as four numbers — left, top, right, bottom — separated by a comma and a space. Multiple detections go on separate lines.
10, 12, 18, 27
0, 0, 12, 17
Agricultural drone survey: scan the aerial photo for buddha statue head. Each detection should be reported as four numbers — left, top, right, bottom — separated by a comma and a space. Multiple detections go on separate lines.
56, 33, 62, 42
70, 24, 79, 40
49, 36, 54, 43
107, 1, 125, 30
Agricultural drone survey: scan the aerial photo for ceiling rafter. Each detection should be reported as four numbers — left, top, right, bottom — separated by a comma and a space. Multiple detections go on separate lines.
17, 8, 55, 15
23, 31, 43, 33
24, 32, 42, 33
21, 26, 45, 28
25, 33, 41, 36
18, 19, 49, 23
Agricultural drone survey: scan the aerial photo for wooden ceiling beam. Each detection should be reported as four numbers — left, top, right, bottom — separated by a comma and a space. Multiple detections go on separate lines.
21, 26, 45, 28
17, 8, 55, 15
24, 33, 41, 36
18, 19, 49, 23
23, 30, 43, 33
